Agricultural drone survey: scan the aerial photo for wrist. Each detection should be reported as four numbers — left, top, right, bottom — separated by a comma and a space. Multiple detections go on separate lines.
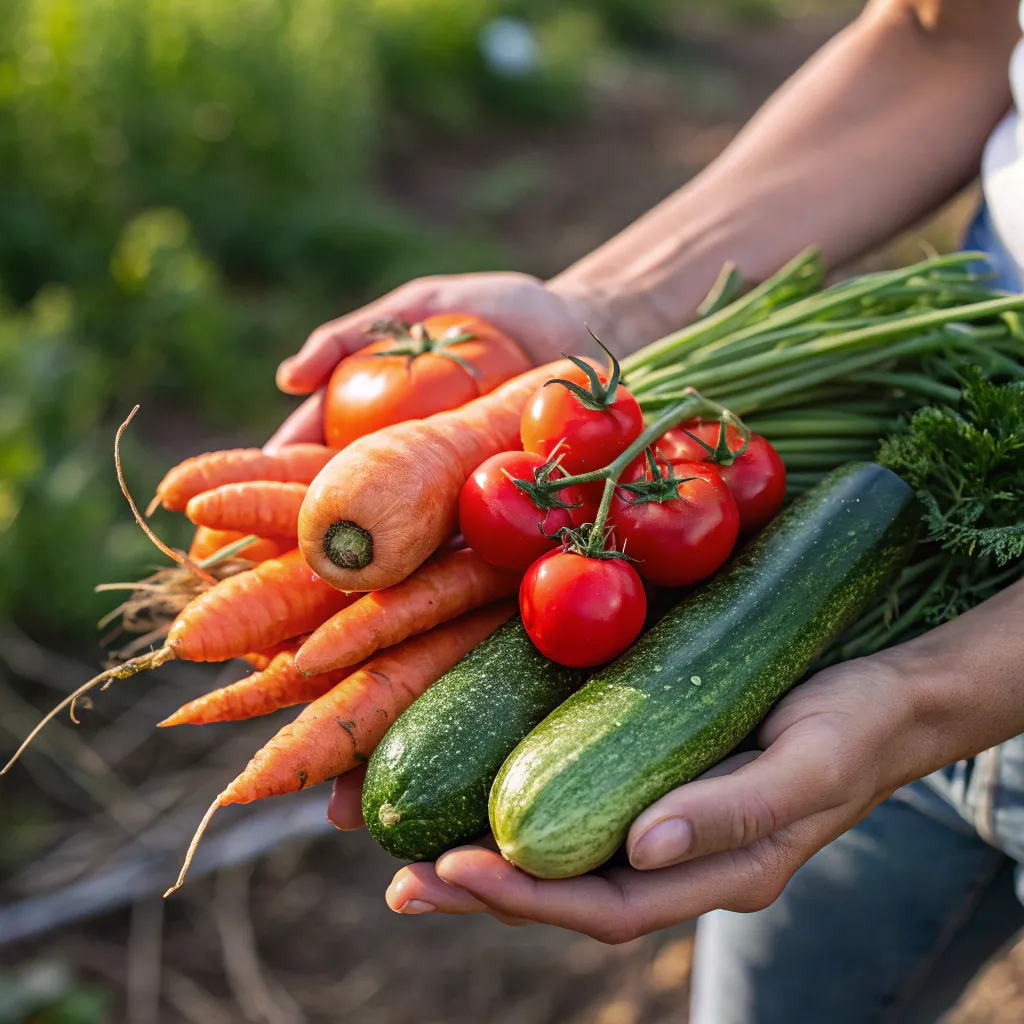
546, 279, 669, 356
867, 641, 970, 785
547, 183, 772, 355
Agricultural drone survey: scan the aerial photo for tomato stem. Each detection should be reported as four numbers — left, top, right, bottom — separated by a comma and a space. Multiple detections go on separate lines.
537, 389, 743, 550
367, 318, 480, 377
546, 331, 623, 411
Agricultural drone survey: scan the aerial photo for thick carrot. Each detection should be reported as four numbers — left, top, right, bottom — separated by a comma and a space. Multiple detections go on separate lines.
150, 443, 336, 514
298, 359, 580, 592
159, 650, 358, 726
1, 551, 353, 774
189, 527, 288, 563
185, 481, 305, 539
295, 547, 520, 675
165, 601, 514, 895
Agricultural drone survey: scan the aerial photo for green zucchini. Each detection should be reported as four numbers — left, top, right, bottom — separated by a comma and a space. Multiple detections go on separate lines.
362, 618, 585, 861
490, 462, 919, 879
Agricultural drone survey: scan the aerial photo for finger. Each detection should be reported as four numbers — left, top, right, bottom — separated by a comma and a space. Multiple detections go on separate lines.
326, 766, 367, 830
386, 857, 531, 925
627, 725, 850, 871
435, 812, 848, 940
435, 846, 639, 938
276, 291, 432, 395
264, 391, 326, 452
694, 749, 762, 781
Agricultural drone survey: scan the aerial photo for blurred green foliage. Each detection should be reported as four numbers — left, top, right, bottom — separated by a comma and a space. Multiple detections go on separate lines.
0, 960, 111, 1024
0, 0, 794, 642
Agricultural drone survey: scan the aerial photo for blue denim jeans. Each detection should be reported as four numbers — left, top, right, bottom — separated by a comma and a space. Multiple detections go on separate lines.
689, 209, 1024, 1023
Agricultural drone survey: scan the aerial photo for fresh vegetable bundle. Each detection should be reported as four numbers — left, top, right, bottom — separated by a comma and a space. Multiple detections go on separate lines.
4, 250, 1024, 894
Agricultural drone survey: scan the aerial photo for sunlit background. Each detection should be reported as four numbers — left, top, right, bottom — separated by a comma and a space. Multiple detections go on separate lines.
1, 2, 1010, 1022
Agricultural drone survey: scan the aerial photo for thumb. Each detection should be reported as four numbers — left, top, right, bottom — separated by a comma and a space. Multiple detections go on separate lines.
626, 728, 849, 871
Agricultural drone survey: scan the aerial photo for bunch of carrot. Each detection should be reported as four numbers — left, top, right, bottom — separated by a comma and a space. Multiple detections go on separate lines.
2, 327, 537, 889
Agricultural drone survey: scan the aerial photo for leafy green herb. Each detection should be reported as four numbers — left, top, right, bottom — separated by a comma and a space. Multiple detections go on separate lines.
822, 372, 1024, 664
877, 369, 1024, 565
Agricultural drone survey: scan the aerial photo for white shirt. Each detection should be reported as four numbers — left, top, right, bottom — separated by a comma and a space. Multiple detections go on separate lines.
981, 3, 1024, 279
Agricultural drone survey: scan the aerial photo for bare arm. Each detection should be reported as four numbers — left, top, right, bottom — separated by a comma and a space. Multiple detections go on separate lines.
273, 0, 1018, 440
554, 0, 1018, 346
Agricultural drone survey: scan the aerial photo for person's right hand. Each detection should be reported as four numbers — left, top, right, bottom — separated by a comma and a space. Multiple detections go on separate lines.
266, 271, 619, 451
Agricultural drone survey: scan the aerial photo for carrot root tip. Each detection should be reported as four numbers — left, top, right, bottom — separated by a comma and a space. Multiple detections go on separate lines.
1, 643, 176, 775
164, 796, 222, 897
323, 520, 373, 570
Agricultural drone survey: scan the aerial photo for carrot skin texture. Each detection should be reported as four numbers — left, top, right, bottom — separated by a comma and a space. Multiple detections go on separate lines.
185, 481, 305, 539
219, 601, 516, 804
154, 444, 336, 513
159, 650, 356, 726
298, 360, 581, 593
189, 528, 289, 563
295, 547, 520, 674
167, 550, 354, 662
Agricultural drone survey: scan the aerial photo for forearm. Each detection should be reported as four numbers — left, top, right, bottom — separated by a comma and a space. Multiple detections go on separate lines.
881, 576, 1024, 776
552, 0, 1017, 349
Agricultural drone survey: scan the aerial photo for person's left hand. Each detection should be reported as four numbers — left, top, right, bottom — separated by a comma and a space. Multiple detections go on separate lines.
334, 651, 941, 940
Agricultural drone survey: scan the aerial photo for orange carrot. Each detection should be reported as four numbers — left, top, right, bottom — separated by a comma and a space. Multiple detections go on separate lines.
149, 443, 336, 515
165, 601, 514, 895
298, 359, 581, 592
164, 550, 352, 663
1, 551, 353, 773
185, 481, 305, 539
295, 547, 520, 675
241, 637, 304, 672
159, 650, 359, 726
225, 602, 514, 801
189, 527, 288, 563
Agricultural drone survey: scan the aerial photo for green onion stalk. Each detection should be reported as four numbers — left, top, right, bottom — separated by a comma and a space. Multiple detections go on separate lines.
617, 251, 1024, 664
623, 250, 1024, 500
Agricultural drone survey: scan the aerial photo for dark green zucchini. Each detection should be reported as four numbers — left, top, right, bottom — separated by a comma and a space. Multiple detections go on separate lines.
490, 462, 919, 879
362, 618, 585, 860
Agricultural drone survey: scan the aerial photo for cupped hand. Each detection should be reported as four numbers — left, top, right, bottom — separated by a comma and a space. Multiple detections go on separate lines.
378, 653, 935, 942
266, 272, 610, 451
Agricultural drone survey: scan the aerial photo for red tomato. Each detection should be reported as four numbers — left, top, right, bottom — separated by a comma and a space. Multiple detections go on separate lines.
567, 481, 604, 529
459, 451, 588, 572
520, 550, 646, 667
657, 421, 786, 533
520, 364, 644, 476
324, 314, 530, 449
610, 456, 740, 587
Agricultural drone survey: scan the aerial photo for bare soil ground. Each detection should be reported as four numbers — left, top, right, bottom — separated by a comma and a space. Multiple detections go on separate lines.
2, 10, 1021, 1023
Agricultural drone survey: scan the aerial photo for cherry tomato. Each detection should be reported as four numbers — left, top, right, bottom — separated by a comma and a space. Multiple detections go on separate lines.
520, 364, 644, 476
658, 420, 786, 533
459, 451, 588, 572
610, 455, 740, 587
520, 550, 647, 667
324, 313, 530, 449
567, 481, 604, 529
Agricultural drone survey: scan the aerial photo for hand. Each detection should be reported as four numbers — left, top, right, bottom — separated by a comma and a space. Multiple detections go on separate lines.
377, 654, 933, 941
265, 272, 625, 451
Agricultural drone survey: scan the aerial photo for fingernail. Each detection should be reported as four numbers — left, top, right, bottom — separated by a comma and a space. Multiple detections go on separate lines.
630, 817, 693, 869
397, 899, 435, 915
